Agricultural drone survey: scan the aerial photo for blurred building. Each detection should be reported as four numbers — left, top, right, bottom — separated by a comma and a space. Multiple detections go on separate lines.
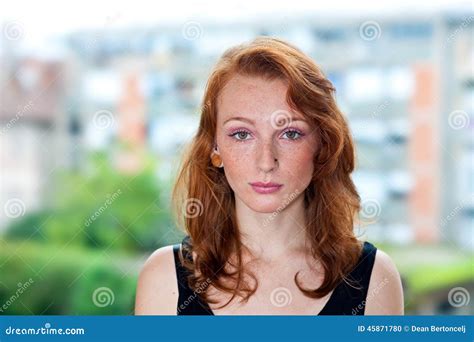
1, 11, 472, 251
0, 49, 69, 231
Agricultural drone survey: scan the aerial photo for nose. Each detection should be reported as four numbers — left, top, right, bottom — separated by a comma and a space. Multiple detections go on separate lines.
257, 140, 279, 173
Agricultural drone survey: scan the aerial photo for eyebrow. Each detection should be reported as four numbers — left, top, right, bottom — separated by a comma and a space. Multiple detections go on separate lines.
223, 116, 308, 125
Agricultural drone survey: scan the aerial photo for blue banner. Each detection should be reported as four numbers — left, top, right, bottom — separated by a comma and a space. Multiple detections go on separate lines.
0, 316, 472, 341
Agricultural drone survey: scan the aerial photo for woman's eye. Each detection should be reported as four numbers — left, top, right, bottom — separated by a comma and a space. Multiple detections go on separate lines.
229, 129, 303, 141
230, 130, 251, 141
282, 130, 303, 140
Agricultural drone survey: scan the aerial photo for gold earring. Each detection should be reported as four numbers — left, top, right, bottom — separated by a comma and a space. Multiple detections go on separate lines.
211, 152, 223, 168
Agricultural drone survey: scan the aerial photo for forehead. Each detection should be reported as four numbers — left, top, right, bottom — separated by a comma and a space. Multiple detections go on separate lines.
217, 74, 303, 123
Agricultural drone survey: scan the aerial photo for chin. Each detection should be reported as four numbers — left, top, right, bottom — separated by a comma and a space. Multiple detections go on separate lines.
246, 199, 284, 214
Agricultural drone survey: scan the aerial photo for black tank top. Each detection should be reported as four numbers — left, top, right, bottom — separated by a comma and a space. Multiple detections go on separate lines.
172, 236, 377, 315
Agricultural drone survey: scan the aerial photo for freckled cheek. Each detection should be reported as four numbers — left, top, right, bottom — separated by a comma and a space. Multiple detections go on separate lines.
281, 145, 316, 180
290, 145, 315, 165
221, 157, 251, 193
219, 145, 254, 191
219, 141, 253, 162
221, 150, 252, 177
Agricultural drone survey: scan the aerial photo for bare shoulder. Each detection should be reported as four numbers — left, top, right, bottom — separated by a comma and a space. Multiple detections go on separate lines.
365, 248, 405, 315
134, 245, 179, 315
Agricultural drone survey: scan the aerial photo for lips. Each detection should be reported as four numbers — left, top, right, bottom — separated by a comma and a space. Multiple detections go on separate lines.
249, 182, 282, 188
249, 182, 283, 194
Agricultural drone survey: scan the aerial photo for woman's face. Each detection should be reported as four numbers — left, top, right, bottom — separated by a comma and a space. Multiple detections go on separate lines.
215, 74, 319, 213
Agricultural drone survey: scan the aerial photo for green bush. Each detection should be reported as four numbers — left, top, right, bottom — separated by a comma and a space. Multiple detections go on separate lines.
0, 240, 138, 315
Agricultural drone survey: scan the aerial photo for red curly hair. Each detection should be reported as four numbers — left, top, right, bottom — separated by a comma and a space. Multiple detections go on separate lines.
171, 36, 363, 309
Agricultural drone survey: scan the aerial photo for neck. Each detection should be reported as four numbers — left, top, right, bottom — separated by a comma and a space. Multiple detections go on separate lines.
234, 194, 309, 261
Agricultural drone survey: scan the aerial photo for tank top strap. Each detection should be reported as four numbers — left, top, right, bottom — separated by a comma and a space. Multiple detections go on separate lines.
319, 241, 378, 315
172, 237, 214, 315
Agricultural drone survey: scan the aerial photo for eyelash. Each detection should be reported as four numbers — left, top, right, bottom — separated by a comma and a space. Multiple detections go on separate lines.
228, 129, 305, 142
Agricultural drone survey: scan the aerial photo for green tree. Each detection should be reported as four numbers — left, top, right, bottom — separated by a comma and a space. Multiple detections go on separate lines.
6, 151, 181, 254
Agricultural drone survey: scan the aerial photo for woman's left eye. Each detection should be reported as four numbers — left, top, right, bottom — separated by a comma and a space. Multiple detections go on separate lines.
282, 129, 304, 140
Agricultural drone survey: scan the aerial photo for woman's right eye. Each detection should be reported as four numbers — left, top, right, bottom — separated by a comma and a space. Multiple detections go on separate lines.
229, 130, 251, 141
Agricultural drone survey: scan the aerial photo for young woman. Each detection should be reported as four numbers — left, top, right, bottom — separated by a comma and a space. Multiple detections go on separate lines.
135, 37, 404, 315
